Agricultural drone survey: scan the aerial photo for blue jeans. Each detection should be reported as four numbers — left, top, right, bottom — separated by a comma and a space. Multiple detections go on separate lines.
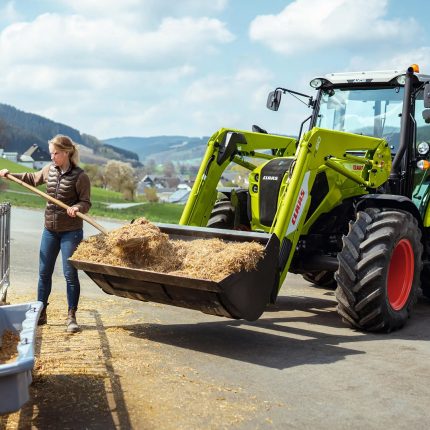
37, 228, 83, 311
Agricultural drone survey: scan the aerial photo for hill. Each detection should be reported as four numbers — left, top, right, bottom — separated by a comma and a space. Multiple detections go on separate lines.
0, 104, 140, 166
103, 135, 209, 164
0, 102, 212, 168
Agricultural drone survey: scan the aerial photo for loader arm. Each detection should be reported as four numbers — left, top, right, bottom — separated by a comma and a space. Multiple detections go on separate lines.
180, 128, 297, 226
271, 127, 391, 288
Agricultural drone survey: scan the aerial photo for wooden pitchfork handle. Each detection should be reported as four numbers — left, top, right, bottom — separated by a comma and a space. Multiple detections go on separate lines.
5, 173, 108, 235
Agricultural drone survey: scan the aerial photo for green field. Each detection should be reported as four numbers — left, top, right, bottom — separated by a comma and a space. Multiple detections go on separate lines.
0, 159, 184, 224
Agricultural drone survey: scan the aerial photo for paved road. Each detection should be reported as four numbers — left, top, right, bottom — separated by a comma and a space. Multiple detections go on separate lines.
4, 207, 430, 429
7, 206, 125, 295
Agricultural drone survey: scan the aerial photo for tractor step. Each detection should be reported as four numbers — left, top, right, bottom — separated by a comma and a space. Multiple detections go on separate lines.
70, 225, 280, 321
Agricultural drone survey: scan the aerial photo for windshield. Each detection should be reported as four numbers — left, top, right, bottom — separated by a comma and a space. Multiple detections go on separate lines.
317, 87, 404, 152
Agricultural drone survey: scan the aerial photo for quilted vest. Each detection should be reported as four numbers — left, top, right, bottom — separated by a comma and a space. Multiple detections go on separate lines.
45, 164, 84, 232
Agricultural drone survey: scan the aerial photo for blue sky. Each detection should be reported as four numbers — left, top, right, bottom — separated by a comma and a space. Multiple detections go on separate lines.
0, 0, 429, 140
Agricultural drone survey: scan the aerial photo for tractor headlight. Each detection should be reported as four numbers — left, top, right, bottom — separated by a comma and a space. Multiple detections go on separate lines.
417, 141, 430, 156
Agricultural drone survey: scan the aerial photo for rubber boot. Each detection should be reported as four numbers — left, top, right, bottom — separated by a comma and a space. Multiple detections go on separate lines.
38, 304, 48, 326
66, 309, 79, 333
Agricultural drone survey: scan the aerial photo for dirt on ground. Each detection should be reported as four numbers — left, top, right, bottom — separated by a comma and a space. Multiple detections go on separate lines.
0, 292, 267, 430
4, 208, 430, 429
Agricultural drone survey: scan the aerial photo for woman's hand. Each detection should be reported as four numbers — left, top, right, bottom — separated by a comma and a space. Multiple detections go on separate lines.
0, 169, 10, 177
67, 206, 80, 217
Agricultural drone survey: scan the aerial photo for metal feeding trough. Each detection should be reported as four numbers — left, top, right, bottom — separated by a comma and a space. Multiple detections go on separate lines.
0, 301, 43, 415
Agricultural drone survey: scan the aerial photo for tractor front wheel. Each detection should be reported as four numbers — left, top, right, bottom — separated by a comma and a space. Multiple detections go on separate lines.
335, 209, 422, 332
207, 199, 235, 228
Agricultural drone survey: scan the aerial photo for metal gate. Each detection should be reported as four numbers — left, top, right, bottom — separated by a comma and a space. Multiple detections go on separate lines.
0, 202, 11, 303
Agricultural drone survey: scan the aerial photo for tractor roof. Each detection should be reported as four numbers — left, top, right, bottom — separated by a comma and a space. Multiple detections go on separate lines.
313, 69, 430, 86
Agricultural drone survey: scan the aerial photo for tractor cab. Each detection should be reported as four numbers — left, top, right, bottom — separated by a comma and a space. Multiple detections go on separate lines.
268, 65, 430, 215
310, 66, 430, 158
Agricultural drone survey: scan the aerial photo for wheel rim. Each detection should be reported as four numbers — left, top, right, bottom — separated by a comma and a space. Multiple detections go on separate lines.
387, 239, 414, 310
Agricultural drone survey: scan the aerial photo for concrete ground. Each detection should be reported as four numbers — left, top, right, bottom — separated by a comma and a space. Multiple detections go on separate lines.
1, 207, 430, 429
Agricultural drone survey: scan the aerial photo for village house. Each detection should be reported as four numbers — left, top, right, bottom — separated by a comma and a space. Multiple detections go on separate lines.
137, 174, 194, 204
1, 144, 50, 169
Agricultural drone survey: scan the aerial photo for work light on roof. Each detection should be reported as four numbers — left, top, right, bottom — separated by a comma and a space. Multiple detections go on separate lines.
309, 78, 328, 90
396, 64, 420, 85
310, 78, 324, 89
396, 75, 406, 85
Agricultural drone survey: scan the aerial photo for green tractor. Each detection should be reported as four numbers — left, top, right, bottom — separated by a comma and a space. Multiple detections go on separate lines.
72, 65, 430, 332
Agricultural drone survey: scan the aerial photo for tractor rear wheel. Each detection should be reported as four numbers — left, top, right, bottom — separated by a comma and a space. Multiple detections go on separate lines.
302, 271, 336, 289
335, 209, 422, 332
207, 199, 235, 228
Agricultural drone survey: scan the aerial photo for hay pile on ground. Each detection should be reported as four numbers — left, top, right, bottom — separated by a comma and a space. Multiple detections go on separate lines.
0, 330, 20, 364
72, 218, 264, 281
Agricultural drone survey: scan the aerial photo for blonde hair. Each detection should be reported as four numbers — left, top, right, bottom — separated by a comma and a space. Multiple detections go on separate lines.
49, 134, 80, 166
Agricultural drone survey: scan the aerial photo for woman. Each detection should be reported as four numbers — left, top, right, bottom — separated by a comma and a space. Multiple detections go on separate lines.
0, 135, 91, 333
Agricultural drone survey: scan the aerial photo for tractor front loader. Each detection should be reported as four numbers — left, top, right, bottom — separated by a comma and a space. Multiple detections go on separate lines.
71, 65, 430, 332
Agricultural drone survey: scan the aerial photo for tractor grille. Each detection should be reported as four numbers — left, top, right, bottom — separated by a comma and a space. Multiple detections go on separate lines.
259, 158, 293, 226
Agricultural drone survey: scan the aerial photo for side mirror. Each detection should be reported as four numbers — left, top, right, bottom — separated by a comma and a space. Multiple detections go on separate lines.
424, 83, 430, 108
422, 109, 430, 124
266, 89, 282, 111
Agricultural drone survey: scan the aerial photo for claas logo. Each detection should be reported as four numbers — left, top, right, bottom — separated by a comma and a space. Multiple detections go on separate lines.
291, 189, 305, 226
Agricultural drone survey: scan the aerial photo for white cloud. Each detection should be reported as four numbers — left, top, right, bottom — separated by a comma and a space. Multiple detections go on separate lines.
57, 0, 228, 27
184, 67, 271, 105
84, 66, 274, 138
0, 13, 233, 69
249, 0, 420, 55
0, 1, 237, 138
373, 47, 430, 72
62, 0, 228, 14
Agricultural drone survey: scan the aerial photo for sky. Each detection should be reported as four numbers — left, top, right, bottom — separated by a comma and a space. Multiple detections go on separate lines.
0, 0, 430, 140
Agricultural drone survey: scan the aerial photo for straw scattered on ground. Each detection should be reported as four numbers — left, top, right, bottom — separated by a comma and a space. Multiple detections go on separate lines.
0, 329, 20, 364
1, 294, 270, 429
72, 217, 264, 281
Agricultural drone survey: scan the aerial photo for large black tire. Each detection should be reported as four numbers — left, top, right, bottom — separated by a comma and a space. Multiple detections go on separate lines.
207, 199, 235, 228
302, 271, 337, 289
335, 209, 422, 333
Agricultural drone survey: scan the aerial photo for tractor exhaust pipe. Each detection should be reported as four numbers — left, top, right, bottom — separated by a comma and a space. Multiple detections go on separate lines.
389, 66, 415, 194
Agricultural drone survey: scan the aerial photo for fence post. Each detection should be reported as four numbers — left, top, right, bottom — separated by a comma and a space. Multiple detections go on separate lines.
0, 202, 11, 303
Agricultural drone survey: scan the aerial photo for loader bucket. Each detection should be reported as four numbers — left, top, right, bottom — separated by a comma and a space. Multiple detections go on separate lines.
70, 224, 280, 321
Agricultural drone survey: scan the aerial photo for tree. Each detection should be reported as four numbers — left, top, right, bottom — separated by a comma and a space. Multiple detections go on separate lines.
104, 160, 137, 200
163, 161, 176, 177
144, 159, 157, 175
84, 163, 106, 188
143, 187, 159, 203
